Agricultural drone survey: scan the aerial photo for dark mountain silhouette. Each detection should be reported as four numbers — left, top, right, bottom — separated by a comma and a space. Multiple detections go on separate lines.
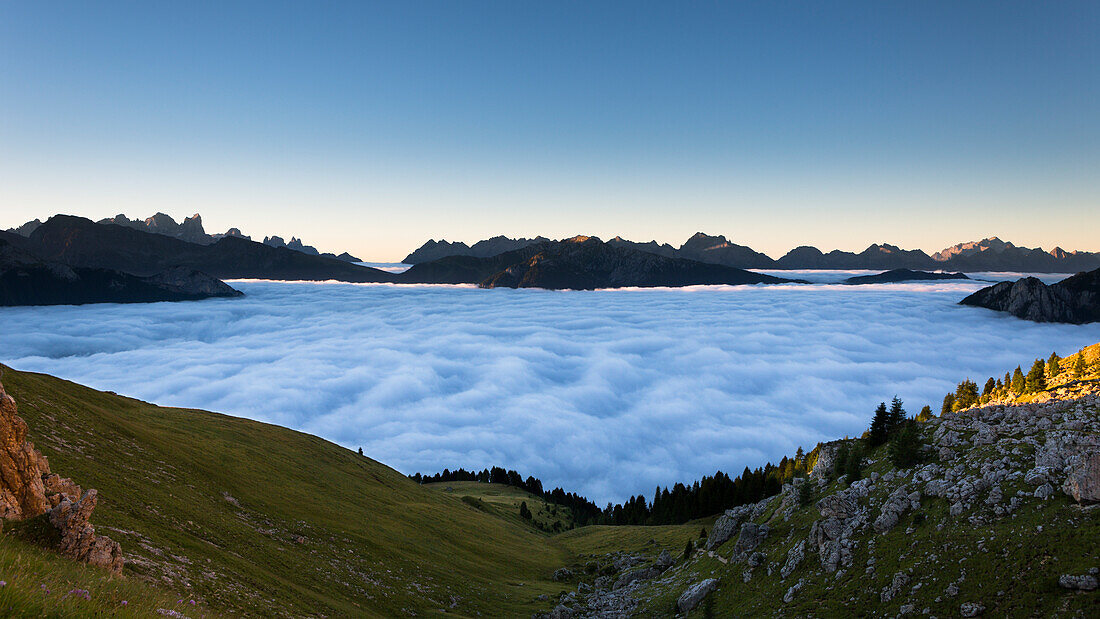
960, 268, 1100, 324
16, 216, 393, 283
403, 234, 1100, 273
676, 232, 776, 269
0, 237, 241, 306
843, 269, 970, 285
402, 235, 550, 263
402, 236, 800, 289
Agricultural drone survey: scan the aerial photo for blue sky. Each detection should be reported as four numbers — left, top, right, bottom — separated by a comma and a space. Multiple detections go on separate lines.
2, 2, 1098, 261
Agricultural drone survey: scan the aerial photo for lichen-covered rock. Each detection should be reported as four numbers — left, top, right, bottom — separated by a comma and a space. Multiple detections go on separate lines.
705, 504, 752, 550
677, 578, 717, 612
732, 522, 769, 562
1061, 451, 1100, 503
960, 601, 985, 617
780, 540, 805, 579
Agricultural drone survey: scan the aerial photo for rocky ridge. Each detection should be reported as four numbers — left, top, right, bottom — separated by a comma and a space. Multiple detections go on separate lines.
960, 268, 1100, 324
0, 378, 123, 573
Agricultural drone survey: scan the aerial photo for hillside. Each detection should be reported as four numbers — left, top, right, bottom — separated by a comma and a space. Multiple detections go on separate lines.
533, 345, 1100, 617
0, 366, 575, 617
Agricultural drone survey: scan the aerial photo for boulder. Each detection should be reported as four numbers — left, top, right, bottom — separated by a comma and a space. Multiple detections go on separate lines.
780, 540, 805, 579
705, 504, 751, 550
677, 578, 718, 613
655, 549, 673, 571
48, 490, 124, 574
1061, 451, 1100, 503
552, 567, 573, 582
960, 602, 985, 617
1058, 574, 1099, 591
732, 523, 769, 562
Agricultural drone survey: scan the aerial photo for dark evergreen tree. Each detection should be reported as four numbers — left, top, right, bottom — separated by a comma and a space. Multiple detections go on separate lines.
941, 393, 955, 416
832, 443, 850, 479
915, 405, 933, 423
982, 377, 996, 399
953, 379, 979, 410
1047, 352, 1061, 377
519, 501, 532, 520
868, 402, 890, 446
1011, 366, 1026, 394
844, 445, 863, 483
887, 420, 923, 468
1074, 353, 1087, 378
683, 539, 693, 560
797, 478, 813, 506
1025, 358, 1046, 393
887, 396, 906, 432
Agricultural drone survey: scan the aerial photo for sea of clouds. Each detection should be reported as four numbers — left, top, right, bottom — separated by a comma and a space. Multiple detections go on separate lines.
2, 279, 1099, 504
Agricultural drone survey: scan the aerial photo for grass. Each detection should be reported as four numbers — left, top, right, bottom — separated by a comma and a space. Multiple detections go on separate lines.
1, 364, 573, 617
424, 481, 576, 534
0, 532, 188, 618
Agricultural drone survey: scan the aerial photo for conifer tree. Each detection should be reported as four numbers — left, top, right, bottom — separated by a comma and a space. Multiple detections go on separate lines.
887, 396, 906, 432
1011, 366, 1026, 394
832, 443, 850, 479
798, 478, 813, 506
868, 402, 890, 446
1073, 353, 1087, 378
888, 420, 923, 468
915, 405, 933, 422
844, 445, 863, 483
683, 539, 693, 560
1048, 352, 1061, 378
1025, 358, 1046, 393
941, 393, 955, 416
981, 377, 996, 401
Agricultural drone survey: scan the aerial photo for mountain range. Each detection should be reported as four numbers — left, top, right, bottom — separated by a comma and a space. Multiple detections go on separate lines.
1, 215, 392, 284
405, 233, 1100, 273
9, 212, 362, 263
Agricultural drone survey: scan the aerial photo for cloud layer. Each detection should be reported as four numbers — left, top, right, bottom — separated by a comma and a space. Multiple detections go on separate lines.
2, 280, 1099, 504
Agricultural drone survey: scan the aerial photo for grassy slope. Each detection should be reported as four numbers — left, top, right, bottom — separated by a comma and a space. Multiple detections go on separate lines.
1, 365, 571, 617
424, 481, 578, 534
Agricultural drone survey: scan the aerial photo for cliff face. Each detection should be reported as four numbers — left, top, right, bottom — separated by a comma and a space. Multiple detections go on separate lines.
960, 269, 1100, 324
0, 379, 122, 573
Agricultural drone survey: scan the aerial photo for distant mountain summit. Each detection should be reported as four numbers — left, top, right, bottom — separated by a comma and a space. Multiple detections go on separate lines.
8, 215, 391, 283
400, 235, 800, 289
10, 213, 362, 263
404, 233, 1100, 273
402, 235, 550, 263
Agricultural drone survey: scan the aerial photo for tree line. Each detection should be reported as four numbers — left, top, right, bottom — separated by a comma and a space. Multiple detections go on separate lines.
941, 350, 1093, 415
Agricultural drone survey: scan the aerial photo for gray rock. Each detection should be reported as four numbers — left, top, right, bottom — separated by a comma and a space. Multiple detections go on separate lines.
1035, 483, 1054, 500
732, 522, 769, 561
706, 504, 752, 550
1062, 451, 1100, 503
960, 602, 985, 617
782, 578, 804, 603
552, 568, 573, 582
677, 578, 718, 613
781, 540, 805, 580
1058, 573, 1099, 591
881, 571, 909, 602
655, 549, 673, 571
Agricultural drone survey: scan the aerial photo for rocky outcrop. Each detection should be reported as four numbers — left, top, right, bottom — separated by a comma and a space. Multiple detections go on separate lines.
0, 379, 123, 574
960, 269, 1100, 324
1061, 451, 1100, 503
731, 522, 769, 562
0, 382, 51, 518
706, 504, 753, 550
676, 578, 718, 612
